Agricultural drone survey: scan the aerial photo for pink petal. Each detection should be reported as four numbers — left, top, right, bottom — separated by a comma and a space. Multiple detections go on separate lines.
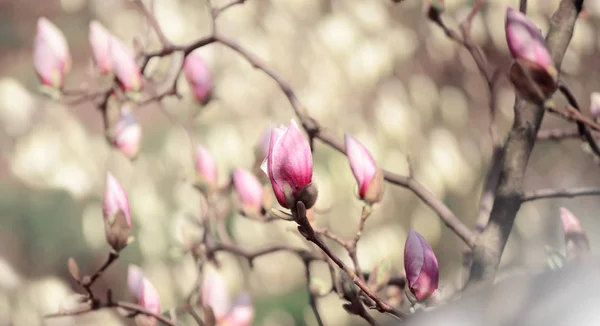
560, 207, 584, 235
139, 278, 161, 316
195, 145, 218, 184
113, 111, 142, 159
591, 92, 600, 119
221, 293, 254, 326
103, 172, 132, 227
89, 21, 112, 74
505, 7, 553, 69
233, 168, 263, 210
267, 119, 312, 207
34, 18, 70, 88
202, 272, 231, 321
109, 37, 142, 92
344, 134, 377, 198
183, 53, 214, 103
404, 230, 439, 301
127, 264, 144, 297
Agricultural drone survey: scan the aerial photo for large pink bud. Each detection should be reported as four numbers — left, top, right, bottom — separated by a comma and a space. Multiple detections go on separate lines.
344, 134, 384, 204
266, 119, 315, 209
233, 168, 263, 212
109, 37, 143, 93
505, 7, 552, 70
183, 52, 214, 104
103, 172, 132, 251
89, 21, 112, 74
404, 230, 439, 302
195, 145, 218, 185
112, 109, 142, 160
128, 265, 161, 326
201, 271, 231, 322
33, 17, 71, 89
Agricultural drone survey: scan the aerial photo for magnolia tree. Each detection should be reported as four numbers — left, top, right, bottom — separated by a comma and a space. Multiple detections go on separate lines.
30, 0, 597, 325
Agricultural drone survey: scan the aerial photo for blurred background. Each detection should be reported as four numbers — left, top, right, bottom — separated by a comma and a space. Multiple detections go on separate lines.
1, 0, 600, 325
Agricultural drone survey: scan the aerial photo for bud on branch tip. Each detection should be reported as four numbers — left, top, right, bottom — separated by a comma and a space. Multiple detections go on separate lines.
34, 17, 71, 89
183, 52, 214, 104
344, 134, 384, 204
404, 230, 439, 302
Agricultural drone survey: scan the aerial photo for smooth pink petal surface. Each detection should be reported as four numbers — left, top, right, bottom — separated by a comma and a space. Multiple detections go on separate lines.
560, 207, 584, 235
183, 53, 214, 103
103, 172, 132, 227
505, 7, 553, 69
109, 37, 142, 92
195, 145, 218, 184
34, 18, 70, 88
202, 272, 231, 321
404, 230, 439, 301
113, 112, 142, 159
139, 278, 161, 321
344, 134, 377, 198
267, 120, 313, 207
127, 264, 144, 298
89, 21, 112, 74
591, 93, 600, 119
221, 293, 254, 326
233, 168, 263, 210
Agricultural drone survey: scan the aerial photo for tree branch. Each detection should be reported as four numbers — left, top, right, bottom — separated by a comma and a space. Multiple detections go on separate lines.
522, 187, 600, 202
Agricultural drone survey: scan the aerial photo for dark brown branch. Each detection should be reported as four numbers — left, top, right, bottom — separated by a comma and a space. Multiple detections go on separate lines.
522, 187, 600, 202
557, 82, 600, 157
79, 252, 119, 300
467, 0, 584, 287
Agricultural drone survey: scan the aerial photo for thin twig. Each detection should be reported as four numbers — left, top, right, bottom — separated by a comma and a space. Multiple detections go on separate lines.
522, 187, 600, 202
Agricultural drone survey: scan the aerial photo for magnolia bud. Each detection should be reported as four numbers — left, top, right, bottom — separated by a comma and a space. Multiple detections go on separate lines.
559, 208, 590, 262
221, 293, 254, 326
89, 21, 112, 74
266, 119, 314, 209
110, 107, 142, 160
590, 92, 600, 120
33, 17, 71, 89
109, 37, 143, 93
404, 230, 439, 302
183, 52, 214, 104
202, 271, 231, 322
103, 173, 132, 252
195, 145, 218, 186
128, 267, 161, 326
344, 134, 384, 204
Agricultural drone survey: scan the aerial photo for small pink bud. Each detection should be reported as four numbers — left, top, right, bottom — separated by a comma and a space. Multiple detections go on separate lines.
266, 119, 314, 209
560, 207, 584, 235
404, 230, 439, 302
109, 37, 143, 93
344, 134, 384, 203
34, 17, 71, 89
112, 108, 142, 160
233, 168, 263, 211
127, 264, 144, 298
128, 265, 161, 326
559, 207, 590, 262
103, 172, 131, 226
89, 21, 112, 74
505, 7, 553, 70
195, 145, 218, 185
221, 293, 254, 326
591, 92, 600, 120
183, 52, 214, 104
202, 271, 231, 321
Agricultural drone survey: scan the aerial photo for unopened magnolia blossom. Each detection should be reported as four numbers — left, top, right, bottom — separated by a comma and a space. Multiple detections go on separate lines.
112, 109, 142, 160
202, 271, 254, 326
233, 168, 263, 211
183, 52, 214, 104
195, 145, 218, 185
560, 208, 590, 261
344, 134, 384, 204
591, 92, 600, 120
89, 21, 112, 74
103, 172, 132, 251
33, 17, 71, 89
404, 230, 439, 302
265, 119, 315, 209
109, 37, 143, 93
128, 265, 161, 326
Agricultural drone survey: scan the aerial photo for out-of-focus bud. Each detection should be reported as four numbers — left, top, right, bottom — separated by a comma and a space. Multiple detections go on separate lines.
221, 293, 254, 326
89, 21, 112, 74
255, 126, 272, 162
505, 7, 557, 104
559, 208, 590, 262
344, 134, 384, 204
109, 37, 143, 94
183, 52, 214, 105
103, 172, 132, 252
194, 145, 218, 187
33, 17, 71, 90
128, 266, 161, 326
201, 271, 231, 322
266, 119, 316, 209
404, 230, 439, 302
590, 92, 600, 120
110, 106, 142, 160
233, 168, 263, 213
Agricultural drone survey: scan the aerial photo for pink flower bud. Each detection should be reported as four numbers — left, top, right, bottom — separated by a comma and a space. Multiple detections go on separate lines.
560, 207, 584, 235
344, 134, 383, 203
109, 37, 143, 93
183, 52, 214, 104
202, 272, 231, 321
89, 21, 112, 74
195, 145, 218, 184
112, 109, 142, 160
221, 293, 254, 326
233, 168, 263, 211
33, 17, 71, 89
139, 279, 161, 319
266, 119, 313, 208
404, 230, 438, 302
505, 7, 553, 70
591, 92, 600, 120
127, 264, 144, 297
559, 207, 590, 262
103, 172, 131, 227
128, 266, 161, 326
